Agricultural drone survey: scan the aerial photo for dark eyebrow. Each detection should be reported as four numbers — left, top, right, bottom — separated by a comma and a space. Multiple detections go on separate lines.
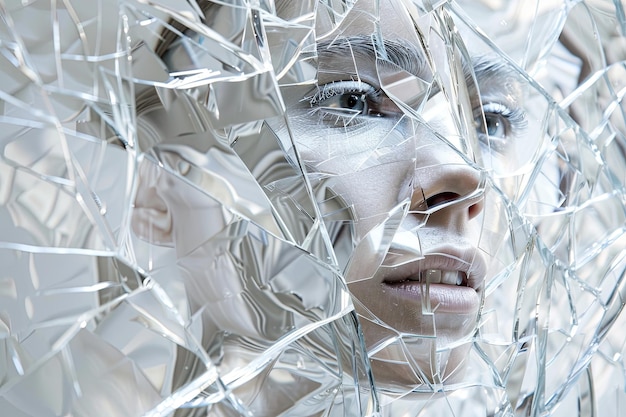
316, 35, 427, 78
465, 55, 525, 104
315, 37, 523, 106
470, 57, 521, 85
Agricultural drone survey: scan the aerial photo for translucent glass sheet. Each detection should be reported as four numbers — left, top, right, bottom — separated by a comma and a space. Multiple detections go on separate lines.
1, 0, 625, 416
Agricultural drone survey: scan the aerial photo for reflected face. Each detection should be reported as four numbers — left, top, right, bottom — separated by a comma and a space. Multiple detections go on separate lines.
279, 0, 526, 389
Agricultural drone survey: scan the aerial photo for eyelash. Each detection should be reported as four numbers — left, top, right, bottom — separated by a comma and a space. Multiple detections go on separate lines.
307, 81, 384, 127
474, 102, 527, 152
307, 81, 527, 144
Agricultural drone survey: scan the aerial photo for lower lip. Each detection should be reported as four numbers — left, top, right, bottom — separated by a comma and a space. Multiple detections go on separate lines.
382, 281, 480, 314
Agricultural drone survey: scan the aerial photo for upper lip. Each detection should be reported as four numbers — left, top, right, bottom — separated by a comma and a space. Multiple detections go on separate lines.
378, 244, 487, 291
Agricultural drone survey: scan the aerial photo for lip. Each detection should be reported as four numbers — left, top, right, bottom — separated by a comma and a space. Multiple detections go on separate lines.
378, 245, 487, 314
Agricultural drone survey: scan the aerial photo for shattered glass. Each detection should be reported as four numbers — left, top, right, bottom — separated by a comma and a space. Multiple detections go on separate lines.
1, 0, 626, 416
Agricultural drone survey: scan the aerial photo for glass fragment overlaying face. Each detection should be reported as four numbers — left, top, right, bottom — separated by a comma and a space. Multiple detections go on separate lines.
2, 0, 626, 416
271, 0, 540, 392
273, 2, 626, 410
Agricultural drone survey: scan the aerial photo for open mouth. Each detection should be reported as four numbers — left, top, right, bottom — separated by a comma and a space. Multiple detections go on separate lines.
378, 250, 486, 314
390, 269, 468, 286
382, 275, 479, 314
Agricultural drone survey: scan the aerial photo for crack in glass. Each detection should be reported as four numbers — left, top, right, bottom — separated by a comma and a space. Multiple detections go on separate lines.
1, 0, 625, 416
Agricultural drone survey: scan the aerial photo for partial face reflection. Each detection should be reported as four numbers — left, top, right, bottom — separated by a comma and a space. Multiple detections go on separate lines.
278, 0, 527, 390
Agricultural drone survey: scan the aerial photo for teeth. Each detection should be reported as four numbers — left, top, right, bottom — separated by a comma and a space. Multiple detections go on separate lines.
443, 271, 463, 286
407, 270, 465, 286
425, 269, 441, 284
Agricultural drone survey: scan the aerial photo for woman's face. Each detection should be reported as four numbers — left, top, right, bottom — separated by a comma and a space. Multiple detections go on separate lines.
134, 0, 528, 394
276, 0, 526, 389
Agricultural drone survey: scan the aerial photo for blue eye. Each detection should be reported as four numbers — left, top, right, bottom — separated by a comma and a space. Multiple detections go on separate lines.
475, 102, 527, 156
482, 112, 508, 138
475, 103, 525, 138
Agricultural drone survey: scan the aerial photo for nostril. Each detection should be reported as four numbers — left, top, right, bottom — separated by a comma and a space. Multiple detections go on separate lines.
424, 191, 484, 219
468, 198, 484, 219
425, 192, 461, 209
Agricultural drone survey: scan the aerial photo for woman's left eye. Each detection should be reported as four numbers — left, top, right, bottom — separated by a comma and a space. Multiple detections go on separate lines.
480, 112, 508, 138
475, 102, 526, 142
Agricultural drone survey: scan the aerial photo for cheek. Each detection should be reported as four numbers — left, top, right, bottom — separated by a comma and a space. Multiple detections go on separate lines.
320, 162, 415, 242
278, 113, 423, 240
287, 111, 410, 174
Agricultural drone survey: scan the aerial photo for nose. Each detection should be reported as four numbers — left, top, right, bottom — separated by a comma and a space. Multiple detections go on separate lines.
408, 152, 485, 223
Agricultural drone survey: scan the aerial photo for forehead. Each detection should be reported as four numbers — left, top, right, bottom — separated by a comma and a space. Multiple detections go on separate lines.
319, 0, 420, 39
310, 1, 448, 82
278, 0, 431, 43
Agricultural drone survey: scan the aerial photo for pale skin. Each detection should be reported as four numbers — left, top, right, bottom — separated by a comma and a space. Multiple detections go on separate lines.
134, 0, 527, 394
276, 1, 516, 390
278, 0, 525, 390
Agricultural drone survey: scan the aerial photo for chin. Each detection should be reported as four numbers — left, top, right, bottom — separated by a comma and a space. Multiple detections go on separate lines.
352, 294, 479, 393
367, 336, 474, 393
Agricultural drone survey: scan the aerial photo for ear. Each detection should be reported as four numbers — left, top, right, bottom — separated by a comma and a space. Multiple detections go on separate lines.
132, 158, 174, 246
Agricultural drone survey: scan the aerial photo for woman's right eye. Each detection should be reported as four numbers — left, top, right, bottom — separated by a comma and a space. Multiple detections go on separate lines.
326, 92, 368, 114
308, 81, 383, 126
